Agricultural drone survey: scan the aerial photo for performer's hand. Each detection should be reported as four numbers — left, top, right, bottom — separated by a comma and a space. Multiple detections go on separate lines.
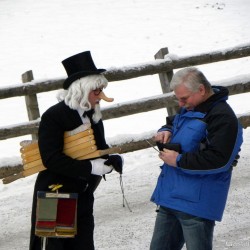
90, 158, 113, 176
105, 155, 124, 174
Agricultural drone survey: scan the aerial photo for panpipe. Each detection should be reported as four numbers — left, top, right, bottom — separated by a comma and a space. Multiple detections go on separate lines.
2, 124, 121, 184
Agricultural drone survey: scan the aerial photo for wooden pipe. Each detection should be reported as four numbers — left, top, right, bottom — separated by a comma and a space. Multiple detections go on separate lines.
2, 147, 122, 184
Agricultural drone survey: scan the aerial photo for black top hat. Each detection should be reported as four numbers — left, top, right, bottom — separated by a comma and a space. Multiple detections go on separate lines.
62, 51, 106, 89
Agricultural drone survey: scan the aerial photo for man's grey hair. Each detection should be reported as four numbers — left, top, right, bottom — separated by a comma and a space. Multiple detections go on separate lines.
170, 67, 212, 93
57, 74, 108, 123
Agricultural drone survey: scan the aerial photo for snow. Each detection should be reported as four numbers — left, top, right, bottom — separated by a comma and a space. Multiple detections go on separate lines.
0, 0, 250, 249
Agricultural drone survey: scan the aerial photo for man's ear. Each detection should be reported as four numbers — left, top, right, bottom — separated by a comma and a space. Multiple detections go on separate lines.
199, 84, 206, 96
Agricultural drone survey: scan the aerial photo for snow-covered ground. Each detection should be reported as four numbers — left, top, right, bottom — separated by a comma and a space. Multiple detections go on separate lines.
0, 0, 250, 249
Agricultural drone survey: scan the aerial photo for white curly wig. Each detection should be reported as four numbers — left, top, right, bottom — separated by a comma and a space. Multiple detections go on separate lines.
57, 74, 108, 123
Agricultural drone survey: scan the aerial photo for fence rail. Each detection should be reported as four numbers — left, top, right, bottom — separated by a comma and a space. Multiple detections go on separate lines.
1, 43, 250, 100
1, 76, 250, 141
1, 44, 250, 180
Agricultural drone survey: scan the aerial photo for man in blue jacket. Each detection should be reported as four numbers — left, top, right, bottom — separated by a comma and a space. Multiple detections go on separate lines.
150, 67, 243, 250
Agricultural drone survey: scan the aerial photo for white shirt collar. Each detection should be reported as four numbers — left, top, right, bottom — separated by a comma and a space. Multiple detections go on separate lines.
77, 107, 91, 124
77, 107, 85, 117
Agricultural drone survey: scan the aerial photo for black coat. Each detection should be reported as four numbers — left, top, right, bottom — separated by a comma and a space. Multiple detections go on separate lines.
29, 101, 109, 250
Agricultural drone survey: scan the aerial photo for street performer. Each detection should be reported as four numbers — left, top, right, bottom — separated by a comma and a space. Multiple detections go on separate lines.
29, 51, 123, 250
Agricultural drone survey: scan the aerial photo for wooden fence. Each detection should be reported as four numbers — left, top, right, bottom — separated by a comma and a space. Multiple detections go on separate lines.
1, 44, 250, 179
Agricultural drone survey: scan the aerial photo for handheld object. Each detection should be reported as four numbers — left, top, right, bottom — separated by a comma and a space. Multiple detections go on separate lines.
156, 142, 182, 153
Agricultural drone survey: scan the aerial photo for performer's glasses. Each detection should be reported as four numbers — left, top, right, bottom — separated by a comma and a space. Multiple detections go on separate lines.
93, 88, 103, 96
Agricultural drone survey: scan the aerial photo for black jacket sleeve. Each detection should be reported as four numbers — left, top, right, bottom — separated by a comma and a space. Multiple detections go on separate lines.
178, 102, 241, 172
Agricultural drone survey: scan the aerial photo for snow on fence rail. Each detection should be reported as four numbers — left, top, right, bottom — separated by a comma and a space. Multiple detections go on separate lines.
1, 44, 250, 179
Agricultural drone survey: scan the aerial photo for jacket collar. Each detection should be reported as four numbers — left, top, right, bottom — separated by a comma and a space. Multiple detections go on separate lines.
194, 86, 229, 113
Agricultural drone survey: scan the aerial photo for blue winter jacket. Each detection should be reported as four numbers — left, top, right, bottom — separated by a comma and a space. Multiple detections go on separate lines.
151, 86, 243, 221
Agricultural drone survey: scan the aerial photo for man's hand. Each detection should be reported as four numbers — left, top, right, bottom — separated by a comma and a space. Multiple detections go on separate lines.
154, 131, 172, 144
104, 155, 124, 174
159, 148, 179, 167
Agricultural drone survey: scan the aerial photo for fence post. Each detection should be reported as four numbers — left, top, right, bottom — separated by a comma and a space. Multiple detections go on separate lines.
22, 70, 40, 140
154, 47, 179, 116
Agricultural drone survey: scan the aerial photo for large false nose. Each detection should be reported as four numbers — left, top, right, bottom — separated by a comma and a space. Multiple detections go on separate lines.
98, 91, 114, 102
